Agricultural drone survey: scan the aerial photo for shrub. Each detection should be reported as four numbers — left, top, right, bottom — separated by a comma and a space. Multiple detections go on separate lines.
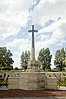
0, 81, 9, 87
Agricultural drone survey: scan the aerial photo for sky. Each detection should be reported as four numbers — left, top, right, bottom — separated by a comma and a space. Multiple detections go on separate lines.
0, 0, 66, 69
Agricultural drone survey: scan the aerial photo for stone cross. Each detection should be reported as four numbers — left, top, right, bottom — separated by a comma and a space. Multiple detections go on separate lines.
28, 25, 38, 61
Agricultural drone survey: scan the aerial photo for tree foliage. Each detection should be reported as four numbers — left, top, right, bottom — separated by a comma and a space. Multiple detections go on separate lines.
54, 48, 66, 71
0, 47, 14, 70
21, 50, 30, 70
38, 48, 52, 71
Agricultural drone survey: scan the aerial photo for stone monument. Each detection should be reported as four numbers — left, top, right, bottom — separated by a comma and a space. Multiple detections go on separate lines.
20, 25, 46, 90
27, 25, 38, 72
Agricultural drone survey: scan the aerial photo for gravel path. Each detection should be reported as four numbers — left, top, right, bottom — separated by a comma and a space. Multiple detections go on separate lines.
0, 89, 66, 98
0, 97, 66, 99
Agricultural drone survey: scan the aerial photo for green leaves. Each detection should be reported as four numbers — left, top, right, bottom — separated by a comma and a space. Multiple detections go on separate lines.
21, 50, 30, 70
0, 47, 14, 70
54, 48, 66, 71
38, 48, 52, 71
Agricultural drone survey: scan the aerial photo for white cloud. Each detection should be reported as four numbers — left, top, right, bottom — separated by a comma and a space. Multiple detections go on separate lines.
6, 38, 31, 67
35, 18, 66, 63
0, 0, 34, 39
31, 0, 66, 26
39, 19, 63, 33
31, 0, 66, 48
0, 0, 66, 68
51, 55, 55, 69
7, 38, 30, 51
13, 54, 20, 68
37, 18, 66, 46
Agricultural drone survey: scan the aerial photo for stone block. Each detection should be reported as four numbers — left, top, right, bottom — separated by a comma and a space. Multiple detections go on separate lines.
45, 76, 58, 90
20, 72, 45, 90
46, 85, 57, 89
8, 77, 20, 89
27, 60, 38, 72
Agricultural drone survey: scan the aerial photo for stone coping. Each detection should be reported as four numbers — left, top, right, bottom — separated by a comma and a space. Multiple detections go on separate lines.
20, 72, 46, 73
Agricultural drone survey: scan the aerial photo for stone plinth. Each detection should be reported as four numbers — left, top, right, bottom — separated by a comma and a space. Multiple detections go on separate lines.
27, 60, 39, 72
20, 72, 45, 90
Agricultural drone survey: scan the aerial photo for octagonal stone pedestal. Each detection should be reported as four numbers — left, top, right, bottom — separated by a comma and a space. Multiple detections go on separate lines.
20, 72, 45, 90
27, 60, 39, 72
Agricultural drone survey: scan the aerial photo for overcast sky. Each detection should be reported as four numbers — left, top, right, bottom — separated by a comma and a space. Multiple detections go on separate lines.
0, 0, 66, 68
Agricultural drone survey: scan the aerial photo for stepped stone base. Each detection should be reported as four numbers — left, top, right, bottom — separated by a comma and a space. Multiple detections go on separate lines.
27, 60, 39, 72
20, 72, 45, 90
0, 86, 8, 90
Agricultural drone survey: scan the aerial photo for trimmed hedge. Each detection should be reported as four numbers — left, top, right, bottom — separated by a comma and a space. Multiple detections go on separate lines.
0, 81, 9, 87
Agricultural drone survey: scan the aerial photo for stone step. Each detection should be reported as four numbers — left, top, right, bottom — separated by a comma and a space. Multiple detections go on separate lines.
58, 86, 66, 90
0, 86, 8, 90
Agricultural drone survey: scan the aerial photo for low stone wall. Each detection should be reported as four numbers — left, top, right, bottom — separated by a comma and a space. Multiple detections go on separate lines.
45, 76, 58, 89
1, 71, 65, 90
8, 77, 20, 89
20, 72, 45, 90
8, 72, 58, 90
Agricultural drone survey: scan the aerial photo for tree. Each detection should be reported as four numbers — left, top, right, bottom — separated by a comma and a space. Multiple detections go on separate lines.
21, 50, 30, 70
54, 48, 66, 71
63, 48, 66, 67
38, 48, 52, 71
0, 47, 14, 70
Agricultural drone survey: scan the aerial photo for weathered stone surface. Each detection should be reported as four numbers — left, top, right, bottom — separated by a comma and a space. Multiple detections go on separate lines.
1, 71, 59, 90
45, 76, 58, 90
28, 25, 38, 61
20, 72, 45, 90
8, 77, 20, 89
27, 60, 38, 72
